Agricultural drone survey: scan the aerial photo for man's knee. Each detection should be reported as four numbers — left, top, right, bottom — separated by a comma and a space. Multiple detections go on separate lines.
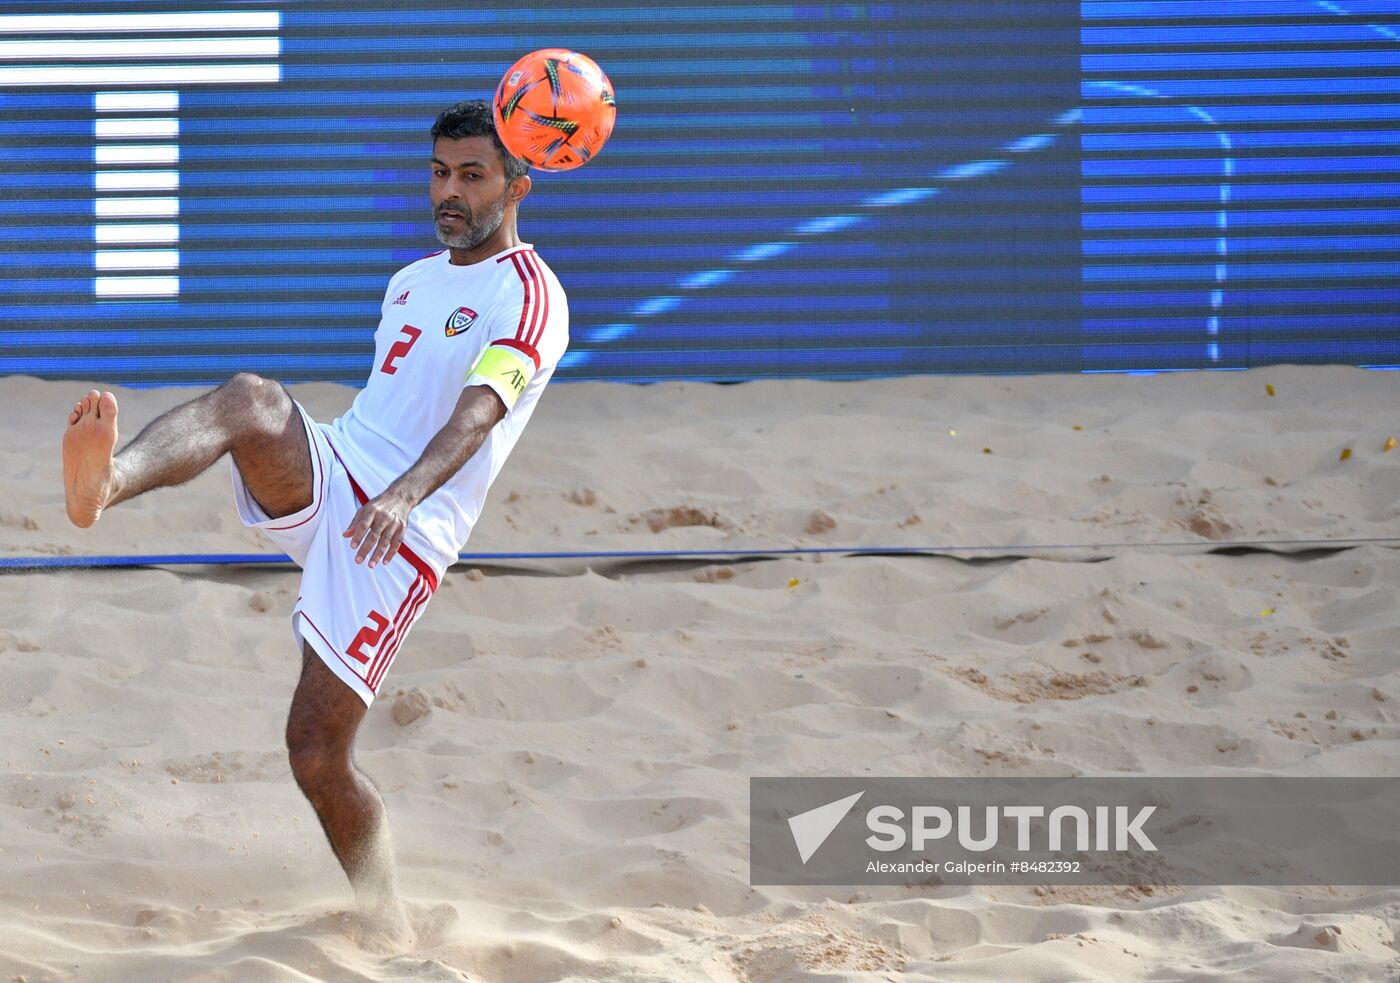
287, 649, 367, 792
219, 372, 292, 425
286, 728, 347, 791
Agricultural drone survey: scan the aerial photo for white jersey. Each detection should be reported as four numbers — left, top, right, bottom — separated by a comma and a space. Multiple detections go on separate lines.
326, 242, 568, 575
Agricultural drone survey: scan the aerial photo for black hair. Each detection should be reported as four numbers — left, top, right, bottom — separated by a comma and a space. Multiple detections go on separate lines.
429, 99, 529, 183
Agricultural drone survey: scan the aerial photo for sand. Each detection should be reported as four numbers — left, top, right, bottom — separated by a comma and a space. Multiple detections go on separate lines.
1, 365, 1398, 981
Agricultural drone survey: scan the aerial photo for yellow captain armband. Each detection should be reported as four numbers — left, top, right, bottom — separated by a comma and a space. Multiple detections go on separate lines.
465, 343, 535, 410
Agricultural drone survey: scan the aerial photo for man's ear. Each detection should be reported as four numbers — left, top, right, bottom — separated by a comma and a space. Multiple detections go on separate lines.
508, 173, 531, 206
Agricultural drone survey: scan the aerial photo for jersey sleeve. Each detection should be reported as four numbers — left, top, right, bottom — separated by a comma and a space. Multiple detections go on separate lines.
464, 252, 568, 413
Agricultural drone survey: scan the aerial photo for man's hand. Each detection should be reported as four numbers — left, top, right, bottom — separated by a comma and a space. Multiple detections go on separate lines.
343, 488, 414, 568
340, 387, 505, 569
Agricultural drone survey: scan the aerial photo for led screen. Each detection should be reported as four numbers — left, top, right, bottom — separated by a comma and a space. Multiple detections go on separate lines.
2, 1, 1396, 384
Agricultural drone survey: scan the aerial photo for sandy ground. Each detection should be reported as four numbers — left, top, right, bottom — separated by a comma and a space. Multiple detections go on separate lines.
1, 365, 1398, 981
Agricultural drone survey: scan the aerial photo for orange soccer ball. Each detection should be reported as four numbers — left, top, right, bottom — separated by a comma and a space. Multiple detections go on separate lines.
493, 48, 617, 172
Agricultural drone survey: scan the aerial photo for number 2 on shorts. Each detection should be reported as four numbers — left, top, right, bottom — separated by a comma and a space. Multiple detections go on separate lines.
346, 610, 389, 664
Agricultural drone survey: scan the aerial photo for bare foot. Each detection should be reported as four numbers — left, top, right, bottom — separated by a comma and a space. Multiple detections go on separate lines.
63, 389, 119, 527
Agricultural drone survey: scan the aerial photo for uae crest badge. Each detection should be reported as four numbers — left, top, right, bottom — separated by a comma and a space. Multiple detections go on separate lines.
445, 306, 478, 337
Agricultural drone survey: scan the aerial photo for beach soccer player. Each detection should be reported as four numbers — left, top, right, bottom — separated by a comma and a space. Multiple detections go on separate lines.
59, 99, 568, 944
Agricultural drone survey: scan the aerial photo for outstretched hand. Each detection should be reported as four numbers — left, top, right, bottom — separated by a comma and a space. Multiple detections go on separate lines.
343, 490, 413, 568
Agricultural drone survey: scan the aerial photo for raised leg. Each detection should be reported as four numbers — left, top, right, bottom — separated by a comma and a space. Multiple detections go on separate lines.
62, 373, 313, 528
286, 644, 413, 949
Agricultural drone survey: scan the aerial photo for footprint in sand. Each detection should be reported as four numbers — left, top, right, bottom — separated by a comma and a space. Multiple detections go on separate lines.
636, 505, 728, 533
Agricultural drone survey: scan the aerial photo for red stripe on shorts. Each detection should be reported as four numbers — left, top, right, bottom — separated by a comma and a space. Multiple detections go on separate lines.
366, 573, 428, 689
299, 608, 371, 687
266, 413, 326, 531
365, 571, 425, 678
324, 436, 440, 592
371, 576, 432, 692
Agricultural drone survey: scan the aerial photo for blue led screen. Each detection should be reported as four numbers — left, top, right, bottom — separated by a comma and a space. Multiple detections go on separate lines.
1081, 0, 1400, 371
1, 1, 1397, 385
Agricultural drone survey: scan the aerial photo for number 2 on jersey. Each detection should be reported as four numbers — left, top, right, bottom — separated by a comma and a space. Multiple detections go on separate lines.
380, 324, 422, 375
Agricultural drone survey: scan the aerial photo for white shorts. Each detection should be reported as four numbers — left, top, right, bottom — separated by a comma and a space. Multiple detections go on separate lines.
231, 400, 440, 706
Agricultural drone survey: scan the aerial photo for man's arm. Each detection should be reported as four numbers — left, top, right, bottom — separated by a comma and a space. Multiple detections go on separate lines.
342, 385, 506, 567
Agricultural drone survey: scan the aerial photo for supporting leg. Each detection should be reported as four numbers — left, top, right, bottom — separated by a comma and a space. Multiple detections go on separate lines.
286, 643, 413, 948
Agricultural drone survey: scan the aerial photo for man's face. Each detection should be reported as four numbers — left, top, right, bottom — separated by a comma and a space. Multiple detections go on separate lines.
430, 135, 515, 250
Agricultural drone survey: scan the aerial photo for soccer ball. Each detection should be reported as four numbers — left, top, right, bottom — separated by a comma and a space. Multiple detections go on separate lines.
493, 49, 616, 172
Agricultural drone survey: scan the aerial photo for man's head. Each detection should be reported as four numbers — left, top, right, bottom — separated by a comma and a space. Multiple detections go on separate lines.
428, 99, 531, 252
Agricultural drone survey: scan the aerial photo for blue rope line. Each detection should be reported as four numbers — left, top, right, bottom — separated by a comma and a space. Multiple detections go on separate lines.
4, 537, 1397, 571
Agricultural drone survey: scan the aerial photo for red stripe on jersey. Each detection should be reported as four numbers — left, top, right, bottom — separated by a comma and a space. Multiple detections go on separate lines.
324, 436, 441, 593
523, 250, 548, 350
370, 576, 431, 691
508, 252, 541, 345
516, 250, 546, 348
508, 252, 535, 343
526, 250, 551, 350
503, 248, 551, 351
491, 337, 540, 371
507, 252, 533, 344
